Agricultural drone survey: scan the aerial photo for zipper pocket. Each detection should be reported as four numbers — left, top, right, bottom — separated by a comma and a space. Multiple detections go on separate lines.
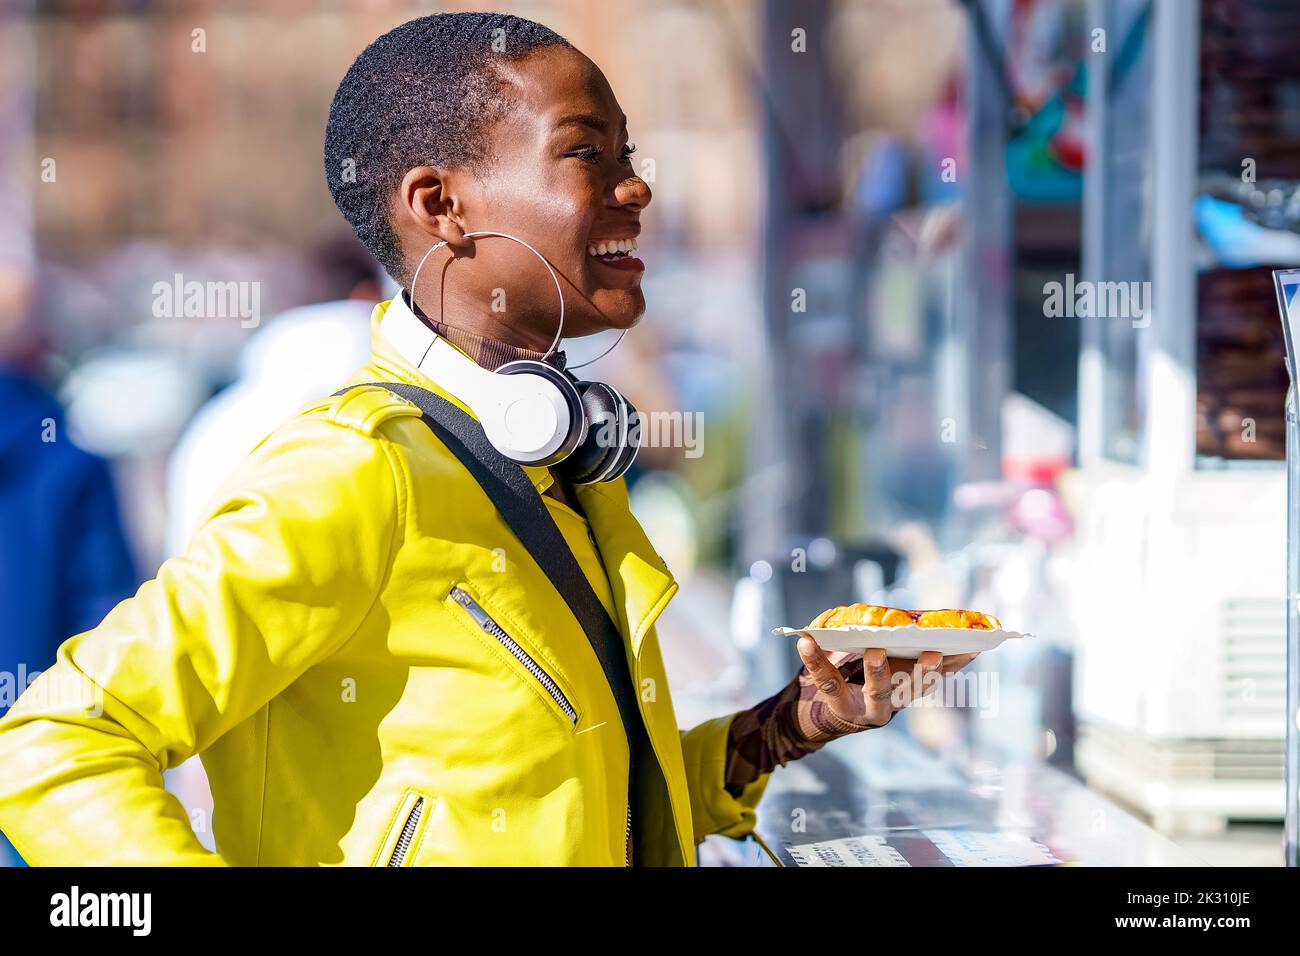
625, 800, 633, 867
449, 586, 579, 725
377, 789, 430, 867
388, 798, 424, 867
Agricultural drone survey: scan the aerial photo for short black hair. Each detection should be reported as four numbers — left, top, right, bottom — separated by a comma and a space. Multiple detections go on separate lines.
324, 13, 571, 284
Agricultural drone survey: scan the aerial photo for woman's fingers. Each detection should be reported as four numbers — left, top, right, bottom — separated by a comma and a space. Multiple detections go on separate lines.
798, 643, 981, 728
914, 650, 943, 704
797, 635, 852, 703
940, 652, 979, 674
824, 648, 858, 668
890, 651, 942, 708
860, 648, 894, 724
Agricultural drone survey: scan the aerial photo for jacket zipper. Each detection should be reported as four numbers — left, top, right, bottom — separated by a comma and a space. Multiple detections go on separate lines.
387, 796, 424, 867
451, 586, 631, 864
625, 800, 633, 867
449, 587, 578, 724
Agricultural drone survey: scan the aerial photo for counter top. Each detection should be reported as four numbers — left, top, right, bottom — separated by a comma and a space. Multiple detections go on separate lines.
713, 727, 1204, 866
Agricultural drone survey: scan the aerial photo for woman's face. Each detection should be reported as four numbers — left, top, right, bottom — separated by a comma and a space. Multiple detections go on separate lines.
395, 45, 652, 347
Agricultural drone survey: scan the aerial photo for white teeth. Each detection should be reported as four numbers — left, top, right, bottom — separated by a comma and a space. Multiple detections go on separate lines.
587, 239, 640, 257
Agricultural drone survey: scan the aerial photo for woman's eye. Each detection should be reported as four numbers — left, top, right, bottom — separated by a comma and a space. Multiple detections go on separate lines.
567, 145, 603, 163
619, 142, 637, 163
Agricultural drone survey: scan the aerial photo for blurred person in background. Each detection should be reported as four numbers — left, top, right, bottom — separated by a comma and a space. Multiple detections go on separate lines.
0, 262, 138, 865
0, 263, 137, 700
159, 237, 382, 854
164, 236, 381, 557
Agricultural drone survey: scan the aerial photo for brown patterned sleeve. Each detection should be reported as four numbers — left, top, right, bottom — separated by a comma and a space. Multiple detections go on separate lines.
723, 652, 885, 796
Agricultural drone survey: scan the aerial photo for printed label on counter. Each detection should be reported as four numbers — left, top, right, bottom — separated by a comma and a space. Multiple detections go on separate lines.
922, 829, 1060, 867
787, 835, 910, 867
787, 829, 1061, 867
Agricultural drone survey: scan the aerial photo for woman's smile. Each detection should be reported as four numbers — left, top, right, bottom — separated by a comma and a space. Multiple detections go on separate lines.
586, 236, 645, 275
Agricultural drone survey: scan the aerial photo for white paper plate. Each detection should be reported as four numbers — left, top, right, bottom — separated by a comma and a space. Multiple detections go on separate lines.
770, 625, 1032, 658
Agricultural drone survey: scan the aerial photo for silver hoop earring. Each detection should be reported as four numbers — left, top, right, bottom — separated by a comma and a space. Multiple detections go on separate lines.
407, 230, 627, 366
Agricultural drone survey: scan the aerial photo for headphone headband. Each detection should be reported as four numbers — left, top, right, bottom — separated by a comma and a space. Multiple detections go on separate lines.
379, 293, 640, 481
387, 229, 642, 482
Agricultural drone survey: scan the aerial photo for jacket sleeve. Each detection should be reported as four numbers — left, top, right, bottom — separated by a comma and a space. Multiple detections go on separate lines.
678, 713, 771, 843
0, 416, 401, 866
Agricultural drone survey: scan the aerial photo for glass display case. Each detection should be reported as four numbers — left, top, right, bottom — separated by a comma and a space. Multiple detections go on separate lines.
1193, 0, 1300, 466
1071, 0, 1291, 834
1271, 268, 1300, 866
1084, 0, 1300, 471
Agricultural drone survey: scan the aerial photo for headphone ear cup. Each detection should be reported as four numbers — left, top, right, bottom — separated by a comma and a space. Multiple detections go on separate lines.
604, 395, 641, 480
493, 360, 585, 465
560, 383, 643, 484
559, 381, 623, 484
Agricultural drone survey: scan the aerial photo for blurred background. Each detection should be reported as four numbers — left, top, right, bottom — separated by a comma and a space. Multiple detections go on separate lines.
1, 0, 1297, 866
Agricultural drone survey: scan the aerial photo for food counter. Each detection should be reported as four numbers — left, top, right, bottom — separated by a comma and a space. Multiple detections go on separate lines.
701, 725, 1203, 867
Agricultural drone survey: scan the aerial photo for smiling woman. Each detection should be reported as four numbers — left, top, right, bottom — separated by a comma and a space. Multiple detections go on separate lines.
0, 10, 975, 870
395, 46, 651, 344
325, 17, 652, 349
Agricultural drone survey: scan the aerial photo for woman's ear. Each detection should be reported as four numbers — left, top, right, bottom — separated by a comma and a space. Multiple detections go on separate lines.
396, 165, 474, 253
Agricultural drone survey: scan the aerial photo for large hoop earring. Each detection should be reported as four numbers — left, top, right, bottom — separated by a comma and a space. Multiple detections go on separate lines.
407, 230, 567, 361
407, 230, 628, 366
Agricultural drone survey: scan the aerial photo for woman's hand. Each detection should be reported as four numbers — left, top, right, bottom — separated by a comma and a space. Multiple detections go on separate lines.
795, 635, 979, 730
723, 637, 982, 793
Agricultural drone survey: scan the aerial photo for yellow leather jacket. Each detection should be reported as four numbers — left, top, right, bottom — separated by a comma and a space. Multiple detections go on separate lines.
0, 299, 769, 865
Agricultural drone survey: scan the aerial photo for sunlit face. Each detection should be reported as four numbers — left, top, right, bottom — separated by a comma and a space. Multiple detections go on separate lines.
393, 45, 652, 349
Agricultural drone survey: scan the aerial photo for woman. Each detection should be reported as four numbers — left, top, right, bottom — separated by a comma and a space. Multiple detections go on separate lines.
0, 12, 974, 866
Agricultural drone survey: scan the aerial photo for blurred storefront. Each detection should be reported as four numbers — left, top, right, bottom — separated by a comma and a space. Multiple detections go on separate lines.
733, 0, 1295, 851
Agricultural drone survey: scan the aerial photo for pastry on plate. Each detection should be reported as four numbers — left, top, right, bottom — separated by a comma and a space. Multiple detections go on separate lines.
809, 603, 1002, 631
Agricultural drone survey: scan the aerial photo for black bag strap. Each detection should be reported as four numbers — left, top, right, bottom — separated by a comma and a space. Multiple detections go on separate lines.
332, 382, 648, 769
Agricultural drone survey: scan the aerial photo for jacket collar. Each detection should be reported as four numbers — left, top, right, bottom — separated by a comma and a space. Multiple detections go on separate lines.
575, 480, 678, 657
364, 298, 677, 650
363, 297, 554, 495
400, 289, 569, 372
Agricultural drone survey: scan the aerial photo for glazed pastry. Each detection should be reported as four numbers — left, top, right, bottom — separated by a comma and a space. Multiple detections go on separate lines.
809, 603, 1001, 630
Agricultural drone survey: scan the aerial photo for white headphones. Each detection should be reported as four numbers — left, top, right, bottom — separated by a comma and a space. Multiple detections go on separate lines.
381, 231, 640, 482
